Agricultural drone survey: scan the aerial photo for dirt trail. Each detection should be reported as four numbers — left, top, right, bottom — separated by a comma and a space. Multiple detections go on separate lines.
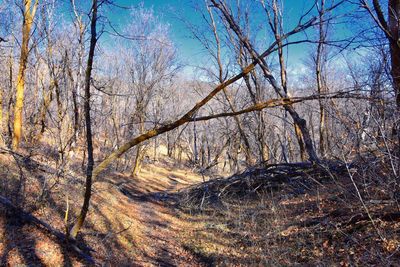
94, 162, 207, 266
0, 154, 208, 266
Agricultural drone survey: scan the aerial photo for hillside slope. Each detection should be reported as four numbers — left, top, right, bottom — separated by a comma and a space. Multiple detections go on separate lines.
0, 151, 207, 266
0, 149, 399, 266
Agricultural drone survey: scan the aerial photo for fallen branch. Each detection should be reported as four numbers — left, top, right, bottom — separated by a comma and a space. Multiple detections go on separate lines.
89, 7, 347, 182
91, 91, 368, 182
178, 160, 349, 207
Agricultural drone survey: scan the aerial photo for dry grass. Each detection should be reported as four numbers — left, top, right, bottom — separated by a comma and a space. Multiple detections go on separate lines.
178, 159, 400, 266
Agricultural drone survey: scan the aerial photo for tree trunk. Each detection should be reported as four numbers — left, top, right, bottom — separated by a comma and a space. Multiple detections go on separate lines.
12, 0, 38, 150
205, 3, 255, 165
6, 49, 14, 142
132, 144, 143, 176
193, 118, 199, 164
388, 0, 400, 109
69, 0, 98, 239
37, 83, 53, 136
316, 0, 328, 157
0, 86, 3, 144
132, 118, 145, 176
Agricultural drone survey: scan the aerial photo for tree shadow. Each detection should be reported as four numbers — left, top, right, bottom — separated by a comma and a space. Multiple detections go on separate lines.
0, 151, 93, 266
1, 211, 44, 266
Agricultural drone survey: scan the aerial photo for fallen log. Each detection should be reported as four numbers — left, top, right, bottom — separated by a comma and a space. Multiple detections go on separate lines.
0, 195, 95, 264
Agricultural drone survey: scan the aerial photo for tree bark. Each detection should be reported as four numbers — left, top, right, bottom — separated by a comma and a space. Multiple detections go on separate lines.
12, 0, 38, 149
69, 0, 98, 239
316, 0, 328, 157
388, 0, 400, 108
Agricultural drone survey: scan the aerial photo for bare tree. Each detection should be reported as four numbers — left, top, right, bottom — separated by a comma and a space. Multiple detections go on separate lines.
12, 0, 39, 149
69, 0, 98, 239
361, 0, 400, 109
120, 6, 178, 176
209, 0, 321, 162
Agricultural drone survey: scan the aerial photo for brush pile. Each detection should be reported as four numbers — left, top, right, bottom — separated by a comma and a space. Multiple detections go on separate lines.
179, 160, 352, 207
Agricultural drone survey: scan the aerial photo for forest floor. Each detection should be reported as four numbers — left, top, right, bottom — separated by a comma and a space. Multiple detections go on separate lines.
0, 149, 209, 266
0, 147, 400, 266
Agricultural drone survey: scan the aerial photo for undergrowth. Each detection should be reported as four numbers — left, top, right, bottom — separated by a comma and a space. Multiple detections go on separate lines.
178, 156, 400, 266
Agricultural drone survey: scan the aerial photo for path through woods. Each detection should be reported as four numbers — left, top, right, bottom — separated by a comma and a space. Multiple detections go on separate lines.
1, 151, 399, 266
102, 162, 208, 266
0, 152, 209, 266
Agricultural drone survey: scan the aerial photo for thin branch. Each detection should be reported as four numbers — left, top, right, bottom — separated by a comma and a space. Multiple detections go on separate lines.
192, 92, 373, 122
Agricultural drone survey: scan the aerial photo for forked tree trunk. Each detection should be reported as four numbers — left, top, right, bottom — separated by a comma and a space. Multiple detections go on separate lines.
261, 0, 308, 161
206, 3, 255, 164
12, 0, 38, 150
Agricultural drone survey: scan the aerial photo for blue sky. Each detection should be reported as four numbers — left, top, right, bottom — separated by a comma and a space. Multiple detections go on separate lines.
99, 0, 357, 75
106, 0, 207, 63
108, 1, 316, 53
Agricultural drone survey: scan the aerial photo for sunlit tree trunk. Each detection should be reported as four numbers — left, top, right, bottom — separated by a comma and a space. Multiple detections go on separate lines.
132, 120, 145, 176
12, 0, 38, 150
